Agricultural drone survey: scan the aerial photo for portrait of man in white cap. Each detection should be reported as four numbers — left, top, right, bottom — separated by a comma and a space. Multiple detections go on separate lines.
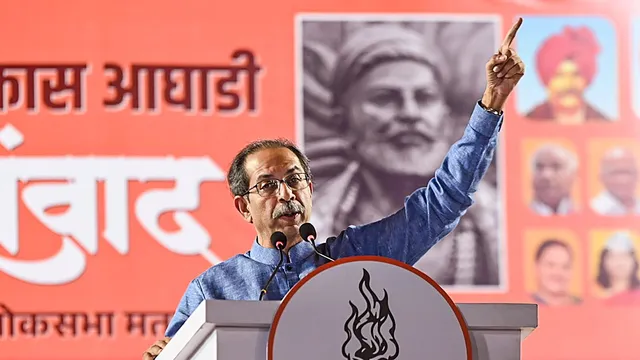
590, 146, 640, 216
298, 16, 502, 287
595, 231, 640, 305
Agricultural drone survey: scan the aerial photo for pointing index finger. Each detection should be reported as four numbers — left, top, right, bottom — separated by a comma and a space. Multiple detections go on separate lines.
500, 17, 523, 53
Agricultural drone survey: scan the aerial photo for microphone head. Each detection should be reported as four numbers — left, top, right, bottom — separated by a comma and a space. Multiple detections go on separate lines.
299, 223, 317, 242
270, 231, 287, 250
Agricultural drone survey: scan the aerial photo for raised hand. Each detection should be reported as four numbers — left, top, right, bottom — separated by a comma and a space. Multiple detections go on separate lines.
482, 17, 526, 110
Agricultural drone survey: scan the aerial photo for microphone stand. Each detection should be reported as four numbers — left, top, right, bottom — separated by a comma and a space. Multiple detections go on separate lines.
259, 248, 284, 301
307, 238, 335, 262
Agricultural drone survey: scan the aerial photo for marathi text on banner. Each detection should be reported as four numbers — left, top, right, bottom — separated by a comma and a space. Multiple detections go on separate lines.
0, 49, 262, 115
0, 303, 173, 338
0, 156, 226, 285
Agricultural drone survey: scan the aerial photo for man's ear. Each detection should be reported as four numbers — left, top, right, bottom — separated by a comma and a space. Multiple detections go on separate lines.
309, 182, 314, 194
234, 195, 253, 223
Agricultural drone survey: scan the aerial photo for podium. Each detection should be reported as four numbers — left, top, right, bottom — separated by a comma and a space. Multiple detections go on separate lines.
157, 257, 537, 360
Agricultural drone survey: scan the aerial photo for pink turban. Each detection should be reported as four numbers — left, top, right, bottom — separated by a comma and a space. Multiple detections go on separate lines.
535, 26, 600, 86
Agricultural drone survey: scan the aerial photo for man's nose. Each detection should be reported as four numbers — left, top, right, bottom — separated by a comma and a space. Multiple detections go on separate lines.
278, 182, 295, 201
397, 97, 421, 124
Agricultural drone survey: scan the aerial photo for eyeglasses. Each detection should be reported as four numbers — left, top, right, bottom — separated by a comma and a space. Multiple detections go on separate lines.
244, 173, 311, 197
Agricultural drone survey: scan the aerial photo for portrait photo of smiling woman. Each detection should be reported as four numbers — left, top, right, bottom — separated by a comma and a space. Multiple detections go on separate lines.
594, 231, 640, 305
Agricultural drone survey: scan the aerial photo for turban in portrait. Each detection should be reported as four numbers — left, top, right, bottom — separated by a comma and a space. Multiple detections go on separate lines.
535, 26, 600, 86
330, 24, 445, 107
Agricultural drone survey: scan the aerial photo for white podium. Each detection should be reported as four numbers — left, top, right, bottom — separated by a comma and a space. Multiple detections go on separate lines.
157, 257, 538, 360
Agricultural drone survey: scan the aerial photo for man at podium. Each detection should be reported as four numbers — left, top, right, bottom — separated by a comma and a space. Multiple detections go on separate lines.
143, 18, 525, 360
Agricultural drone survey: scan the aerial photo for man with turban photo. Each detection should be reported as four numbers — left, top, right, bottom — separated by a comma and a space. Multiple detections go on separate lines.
300, 18, 502, 287
525, 25, 608, 124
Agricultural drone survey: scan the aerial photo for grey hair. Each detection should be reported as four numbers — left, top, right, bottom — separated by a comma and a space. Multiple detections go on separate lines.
226, 138, 313, 197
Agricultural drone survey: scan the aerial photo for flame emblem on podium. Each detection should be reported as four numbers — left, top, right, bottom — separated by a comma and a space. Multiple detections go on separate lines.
341, 268, 399, 360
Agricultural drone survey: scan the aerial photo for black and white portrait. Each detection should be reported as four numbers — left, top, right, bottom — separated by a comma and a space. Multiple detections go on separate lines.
295, 14, 505, 290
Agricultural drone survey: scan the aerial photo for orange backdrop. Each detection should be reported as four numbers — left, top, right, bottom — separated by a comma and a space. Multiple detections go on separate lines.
0, 1, 639, 360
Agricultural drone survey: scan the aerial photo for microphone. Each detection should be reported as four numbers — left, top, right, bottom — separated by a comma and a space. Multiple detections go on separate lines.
259, 231, 288, 301
299, 223, 335, 262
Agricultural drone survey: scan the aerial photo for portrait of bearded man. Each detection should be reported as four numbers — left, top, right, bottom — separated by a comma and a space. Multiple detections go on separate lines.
298, 17, 503, 287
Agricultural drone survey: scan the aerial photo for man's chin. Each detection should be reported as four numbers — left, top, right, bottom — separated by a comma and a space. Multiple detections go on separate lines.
282, 225, 302, 244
